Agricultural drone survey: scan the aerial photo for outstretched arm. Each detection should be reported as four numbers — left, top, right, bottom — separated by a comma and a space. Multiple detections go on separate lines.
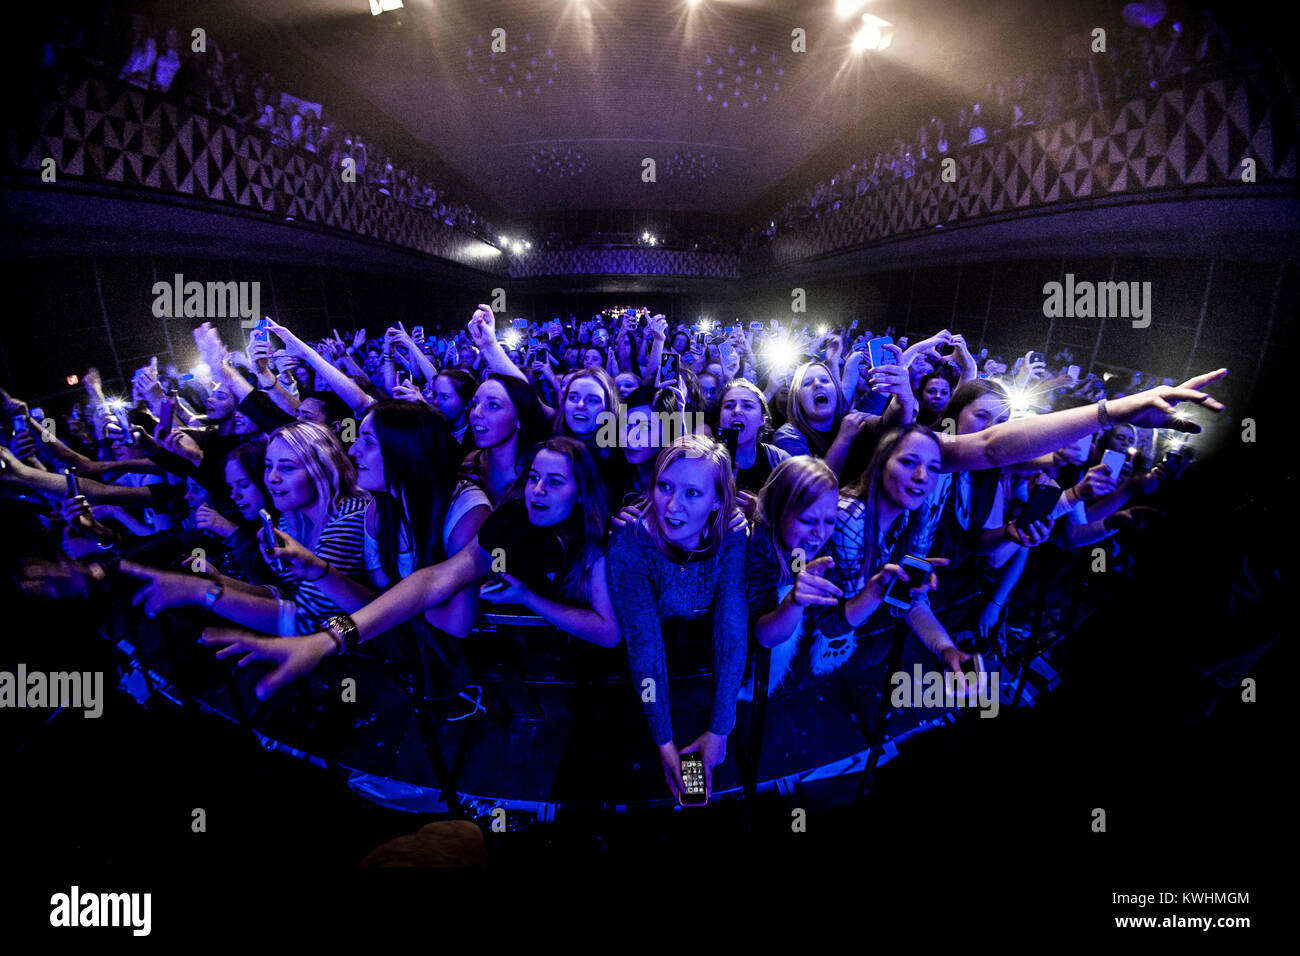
937, 370, 1227, 473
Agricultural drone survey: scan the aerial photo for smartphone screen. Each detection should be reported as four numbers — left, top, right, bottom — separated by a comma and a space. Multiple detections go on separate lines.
695, 330, 707, 347
512, 318, 528, 330
883, 555, 931, 610
658, 353, 679, 387
680, 752, 707, 805
65, 467, 79, 498
749, 321, 764, 331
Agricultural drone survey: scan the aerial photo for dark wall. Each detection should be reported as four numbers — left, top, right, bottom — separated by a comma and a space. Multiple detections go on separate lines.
4, 249, 1289, 417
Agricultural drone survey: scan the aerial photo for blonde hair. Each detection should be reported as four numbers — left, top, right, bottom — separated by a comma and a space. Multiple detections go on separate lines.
756, 456, 839, 588
786, 361, 848, 457
268, 421, 359, 519
640, 434, 735, 559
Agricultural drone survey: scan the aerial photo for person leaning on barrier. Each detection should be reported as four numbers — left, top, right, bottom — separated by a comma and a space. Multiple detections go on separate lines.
604, 434, 748, 804
199, 437, 619, 692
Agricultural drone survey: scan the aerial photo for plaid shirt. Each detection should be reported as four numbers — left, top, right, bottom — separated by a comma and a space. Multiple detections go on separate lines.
809, 491, 939, 638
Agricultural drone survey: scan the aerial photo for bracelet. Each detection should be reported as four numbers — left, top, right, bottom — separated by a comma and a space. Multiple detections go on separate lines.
302, 559, 331, 582
324, 613, 360, 654
258, 380, 278, 391
1096, 398, 1114, 431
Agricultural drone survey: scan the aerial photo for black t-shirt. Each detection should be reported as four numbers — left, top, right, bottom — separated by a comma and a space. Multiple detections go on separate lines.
736, 443, 783, 495
475, 499, 571, 599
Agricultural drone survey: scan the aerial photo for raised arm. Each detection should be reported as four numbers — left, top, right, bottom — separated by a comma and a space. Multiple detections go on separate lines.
937, 370, 1228, 473
467, 305, 528, 383
264, 319, 375, 416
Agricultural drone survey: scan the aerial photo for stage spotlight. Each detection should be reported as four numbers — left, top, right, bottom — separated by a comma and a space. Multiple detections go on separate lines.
852, 14, 894, 52
503, 330, 521, 349
369, 0, 403, 16
766, 337, 800, 371
835, 0, 869, 19
65, 374, 79, 386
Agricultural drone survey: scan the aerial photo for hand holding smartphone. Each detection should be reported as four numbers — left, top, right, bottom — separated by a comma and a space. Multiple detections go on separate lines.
1015, 484, 1062, 530
1100, 449, 1126, 482
882, 554, 933, 611
679, 751, 708, 806
259, 509, 285, 573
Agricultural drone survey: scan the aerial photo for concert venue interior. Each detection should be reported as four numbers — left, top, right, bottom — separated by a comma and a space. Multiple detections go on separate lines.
1, 0, 1291, 928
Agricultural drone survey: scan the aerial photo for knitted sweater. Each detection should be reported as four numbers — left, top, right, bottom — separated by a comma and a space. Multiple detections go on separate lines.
605, 520, 748, 746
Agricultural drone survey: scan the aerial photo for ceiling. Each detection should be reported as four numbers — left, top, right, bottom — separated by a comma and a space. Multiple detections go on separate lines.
232, 0, 1105, 218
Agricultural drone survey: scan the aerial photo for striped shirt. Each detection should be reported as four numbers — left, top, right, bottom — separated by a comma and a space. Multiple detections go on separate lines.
277, 495, 369, 635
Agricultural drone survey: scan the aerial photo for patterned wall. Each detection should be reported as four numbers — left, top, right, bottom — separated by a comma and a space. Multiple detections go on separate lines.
7, 71, 1294, 281
509, 248, 739, 278
745, 72, 1297, 273
8, 73, 508, 277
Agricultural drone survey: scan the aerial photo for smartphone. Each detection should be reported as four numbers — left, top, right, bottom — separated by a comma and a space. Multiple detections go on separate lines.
259, 508, 284, 572
29, 407, 44, 423
883, 554, 933, 611
535, 342, 551, 365
717, 425, 741, 465
719, 341, 736, 367
65, 466, 80, 498
1029, 351, 1045, 366
865, 335, 895, 369
113, 405, 135, 445
512, 318, 528, 330
1015, 484, 1062, 531
480, 572, 509, 596
850, 320, 859, 330
657, 353, 680, 388
11, 413, 25, 434
723, 326, 736, 335
250, 318, 271, 346
749, 321, 764, 332
680, 751, 708, 806
1066, 364, 1080, 381
694, 330, 707, 347
1100, 449, 1126, 482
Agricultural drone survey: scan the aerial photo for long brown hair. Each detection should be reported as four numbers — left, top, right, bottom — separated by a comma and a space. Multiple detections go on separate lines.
842, 424, 940, 581
756, 456, 839, 588
498, 437, 608, 605
785, 361, 848, 457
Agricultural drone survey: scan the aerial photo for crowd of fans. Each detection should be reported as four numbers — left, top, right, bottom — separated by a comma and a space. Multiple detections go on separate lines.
40, 9, 495, 241
2, 301, 1226, 801
744, 4, 1256, 248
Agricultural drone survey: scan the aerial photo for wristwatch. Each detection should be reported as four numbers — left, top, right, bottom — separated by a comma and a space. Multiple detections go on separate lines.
324, 613, 360, 656
203, 581, 224, 610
